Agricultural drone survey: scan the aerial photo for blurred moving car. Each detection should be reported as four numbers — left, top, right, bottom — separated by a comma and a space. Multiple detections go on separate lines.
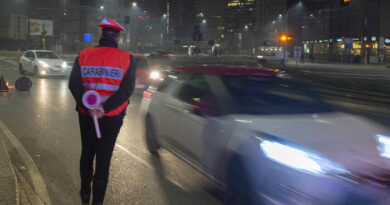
142, 66, 390, 205
134, 55, 163, 93
19, 50, 69, 77
145, 51, 174, 60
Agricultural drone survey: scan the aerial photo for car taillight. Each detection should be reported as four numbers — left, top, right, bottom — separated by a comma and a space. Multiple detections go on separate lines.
166, 54, 174, 57
143, 90, 153, 101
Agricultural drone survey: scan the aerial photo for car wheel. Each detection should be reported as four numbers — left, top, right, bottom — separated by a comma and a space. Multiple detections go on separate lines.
145, 114, 160, 156
226, 156, 258, 205
19, 64, 25, 74
34, 66, 41, 78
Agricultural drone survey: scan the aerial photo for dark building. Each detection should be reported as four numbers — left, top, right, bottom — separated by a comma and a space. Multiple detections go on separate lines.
164, 0, 197, 43
0, 0, 61, 50
299, 0, 390, 63
255, 0, 288, 51
77, 0, 165, 53
198, 0, 226, 51
225, 0, 257, 54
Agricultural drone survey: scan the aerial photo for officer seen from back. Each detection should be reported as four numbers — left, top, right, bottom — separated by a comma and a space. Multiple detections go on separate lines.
68, 18, 136, 205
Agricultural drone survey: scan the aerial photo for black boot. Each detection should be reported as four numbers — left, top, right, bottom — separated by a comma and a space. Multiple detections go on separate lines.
80, 172, 93, 204
92, 179, 108, 205
80, 191, 90, 204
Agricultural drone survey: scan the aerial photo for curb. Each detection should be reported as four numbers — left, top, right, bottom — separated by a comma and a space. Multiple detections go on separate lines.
0, 121, 50, 205
0, 132, 19, 205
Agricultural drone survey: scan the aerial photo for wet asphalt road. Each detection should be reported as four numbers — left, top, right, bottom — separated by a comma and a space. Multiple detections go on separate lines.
0, 58, 222, 204
1, 55, 390, 205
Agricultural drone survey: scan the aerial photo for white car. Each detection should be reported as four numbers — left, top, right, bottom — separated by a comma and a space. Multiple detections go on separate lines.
19, 50, 69, 77
142, 66, 390, 205
257, 50, 289, 63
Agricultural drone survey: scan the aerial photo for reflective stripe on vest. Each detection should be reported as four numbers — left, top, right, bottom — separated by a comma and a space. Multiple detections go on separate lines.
83, 83, 120, 91
78, 46, 131, 116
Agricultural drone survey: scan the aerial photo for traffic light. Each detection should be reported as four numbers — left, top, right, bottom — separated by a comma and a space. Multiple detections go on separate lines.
279, 34, 292, 43
340, 0, 350, 7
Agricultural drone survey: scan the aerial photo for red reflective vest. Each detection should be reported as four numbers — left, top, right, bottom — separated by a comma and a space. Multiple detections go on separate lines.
78, 47, 131, 116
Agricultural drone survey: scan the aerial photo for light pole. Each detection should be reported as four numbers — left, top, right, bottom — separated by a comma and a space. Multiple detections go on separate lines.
25, 0, 31, 49
285, 2, 303, 33
282, 2, 303, 67
129, 2, 139, 52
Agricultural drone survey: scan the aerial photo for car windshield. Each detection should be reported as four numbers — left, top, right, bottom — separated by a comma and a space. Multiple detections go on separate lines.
134, 58, 148, 70
35, 52, 60, 59
221, 76, 333, 115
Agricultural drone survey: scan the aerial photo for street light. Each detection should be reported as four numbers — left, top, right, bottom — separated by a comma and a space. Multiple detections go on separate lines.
202, 19, 207, 24
285, 1, 304, 32
132, 2, 137, 7
100, 5, 104, 10
279, 34, 292, 43
279, 33, 293, 68
163, 14, 167, 18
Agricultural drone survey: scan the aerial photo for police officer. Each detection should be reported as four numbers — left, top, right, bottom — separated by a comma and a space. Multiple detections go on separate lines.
69, 18, 136, 205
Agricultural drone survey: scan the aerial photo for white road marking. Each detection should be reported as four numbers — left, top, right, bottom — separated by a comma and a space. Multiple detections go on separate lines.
0, 56, 18, 66
0, 120, 51, 205
116, 144, 152, 168
258, 192, 283, 205
115, 144, 191, 192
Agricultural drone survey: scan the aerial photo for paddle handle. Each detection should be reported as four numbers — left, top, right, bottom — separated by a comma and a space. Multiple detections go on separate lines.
93, 114, 102, 139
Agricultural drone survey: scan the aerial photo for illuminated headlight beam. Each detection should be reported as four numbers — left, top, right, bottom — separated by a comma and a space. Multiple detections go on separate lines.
61, 61, 67, 69
376, 134, 390, 159
149, 71, 160, 79
260, 140, 348, 175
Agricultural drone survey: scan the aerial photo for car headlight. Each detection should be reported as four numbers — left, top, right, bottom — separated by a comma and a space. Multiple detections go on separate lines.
149, 71, 160, 79
39, 61, 49, 68
376, 134, 390, 159
257, 55, 264, 59
61, 61, 67, 69
260, 140, 348, 175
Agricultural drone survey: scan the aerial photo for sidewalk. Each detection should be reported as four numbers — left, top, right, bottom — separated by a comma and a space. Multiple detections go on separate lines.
286, 60, 390, 71
0, 118, 50, 205
0, 132, 18, 204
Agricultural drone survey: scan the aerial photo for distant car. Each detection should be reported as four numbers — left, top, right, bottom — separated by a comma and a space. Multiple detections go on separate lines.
257, 50, 289, 64
142, 66, 390, 205
133, 55, 163, 93
19, 50, 69, 77
146, 51, 174, 60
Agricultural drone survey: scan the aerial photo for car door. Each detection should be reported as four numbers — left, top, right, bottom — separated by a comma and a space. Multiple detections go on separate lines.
151, 71, 191, 143
28, 51, 37, 72
21, 51, 33, 72
172, 74, 216, 166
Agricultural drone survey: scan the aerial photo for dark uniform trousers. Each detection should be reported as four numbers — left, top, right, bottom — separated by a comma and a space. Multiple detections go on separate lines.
78, 113, 124, 203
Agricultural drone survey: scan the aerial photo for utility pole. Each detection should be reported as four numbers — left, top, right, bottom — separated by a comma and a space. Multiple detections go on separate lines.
26, 0, 30, 49
194, 0, 200, 64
